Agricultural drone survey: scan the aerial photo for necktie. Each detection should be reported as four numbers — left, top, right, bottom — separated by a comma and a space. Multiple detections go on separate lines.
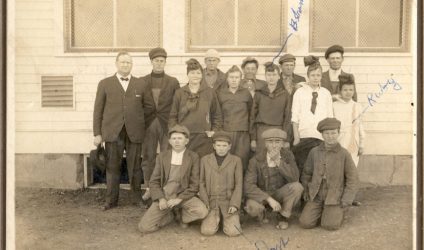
120, 77, 129, 81
311, 92, 318, 114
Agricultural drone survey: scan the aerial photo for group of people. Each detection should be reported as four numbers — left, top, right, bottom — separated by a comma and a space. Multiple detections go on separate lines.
92, 44, 365, 235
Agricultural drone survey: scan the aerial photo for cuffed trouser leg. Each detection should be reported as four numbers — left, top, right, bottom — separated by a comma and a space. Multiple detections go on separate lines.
244, 199, 265, 218
272, 182, 304, 218
321, 205, 344, 230
181, 197, 209, 224
138, 202, 174, 233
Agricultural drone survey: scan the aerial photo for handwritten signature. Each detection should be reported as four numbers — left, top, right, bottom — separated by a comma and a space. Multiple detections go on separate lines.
272, 0, 305, 63
353, 77, 402, 122
255, 238, 290, 250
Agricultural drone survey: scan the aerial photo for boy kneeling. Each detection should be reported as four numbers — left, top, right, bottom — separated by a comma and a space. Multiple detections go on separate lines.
138, 125, 208, 233
299, 118, 359, 230
199, 131, 243, 236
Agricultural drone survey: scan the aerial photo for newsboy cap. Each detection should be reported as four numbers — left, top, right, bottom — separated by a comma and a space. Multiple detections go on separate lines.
241, 56, 259, 68
89, 145, 107, 173
278, 54, 296, 65
149, 47, 167, 60
261, 128, 287, 140
205, 49, 220, 59
325, 45, 344, 59
317, 118, 341, 133
168, 124, 190, 137
212, 131, 232, 143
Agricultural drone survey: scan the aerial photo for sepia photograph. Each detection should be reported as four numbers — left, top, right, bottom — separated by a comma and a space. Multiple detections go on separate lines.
7, 0, 419, 249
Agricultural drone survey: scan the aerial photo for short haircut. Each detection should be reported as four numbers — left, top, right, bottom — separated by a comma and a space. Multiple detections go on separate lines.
242, 60, 259, 69
115, 51, 131, 62
264, 62, 280, 74
226, 65, 242, 77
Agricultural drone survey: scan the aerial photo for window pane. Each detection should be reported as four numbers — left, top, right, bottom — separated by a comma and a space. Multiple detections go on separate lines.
190, 0, 235, 46
359, 0, 403, 47
311, 0, 356, 48
116, 0, 161, 47
71, 0, 113, 47
238, 0, 282, 46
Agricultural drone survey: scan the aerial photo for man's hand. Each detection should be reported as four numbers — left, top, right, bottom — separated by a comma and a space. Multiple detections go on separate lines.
250, 140, 257, 152
228, 206, 238, 214
358, 147, 364, 155
167, 198, 183, 208
159, 198, 168, 210
266, 197, 281, 212
93, 135, 102, 147
205, 131, 215, 138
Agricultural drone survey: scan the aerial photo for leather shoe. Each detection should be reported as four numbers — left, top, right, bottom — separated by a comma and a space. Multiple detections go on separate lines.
102, 203, 117, 211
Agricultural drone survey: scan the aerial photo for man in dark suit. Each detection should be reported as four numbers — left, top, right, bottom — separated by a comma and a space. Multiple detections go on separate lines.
140, 47, 180, 202
93, 51, 146, 210
321, 45, 357, 101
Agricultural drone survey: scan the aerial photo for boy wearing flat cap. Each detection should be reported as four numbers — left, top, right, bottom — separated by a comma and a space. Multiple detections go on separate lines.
199, 131, 243, 236
321, 45, 358, 101
240, 57, 267, 97
244, 128, 303, 230
141, 47, 180, 202
202, 49, 227, 91
299, 118, 358, 230
277, 54, 306, 96
138, 125, 208, 233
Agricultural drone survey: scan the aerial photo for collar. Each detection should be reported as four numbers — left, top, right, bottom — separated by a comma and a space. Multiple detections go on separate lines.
116, 73, 132, 81
281, 74, 293, 80
329, 68, 342, 81
258, 82, 284, 95
151, 71, 165, 78
317, 142, 342, 152
304, 83, 321, 92
171, 149, 186, 165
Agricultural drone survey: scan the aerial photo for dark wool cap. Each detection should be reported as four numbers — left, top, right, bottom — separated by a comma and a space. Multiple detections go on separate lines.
149, 47, 167, 60
325, 45, 344, 59
278, 54, 296, 65
261, 128, 287, 140
213, 131, 232, 143
168, 124, 190, 137
317, 118, 341, 133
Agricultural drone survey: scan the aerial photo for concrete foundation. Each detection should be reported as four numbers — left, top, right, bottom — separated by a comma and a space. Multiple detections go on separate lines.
15, 154, 412, 189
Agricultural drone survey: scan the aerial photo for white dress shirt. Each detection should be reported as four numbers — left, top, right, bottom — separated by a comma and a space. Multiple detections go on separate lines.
116, 73, 131, 92
171, 149, 186, 165
329, 68, 342, 81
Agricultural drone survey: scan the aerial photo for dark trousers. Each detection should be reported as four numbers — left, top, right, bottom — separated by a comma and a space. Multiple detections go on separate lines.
187, 133, 214, 158
141, 119, 169, 186
299, 180, 345, 230
229, 131, 250, 173
105, 126, 142, 205
292, 138, 322, 173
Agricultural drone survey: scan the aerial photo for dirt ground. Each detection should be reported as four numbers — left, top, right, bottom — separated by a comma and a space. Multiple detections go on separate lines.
15, 185, 412, 250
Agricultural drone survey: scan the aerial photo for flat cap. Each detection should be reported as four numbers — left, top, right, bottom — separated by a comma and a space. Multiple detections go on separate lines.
317, 118, 341, 133
325, 45, 344, 59
278, 54, 296, 64
205, 49, 220, 59
168, 124, 190, 137
212, 131, 232, 143
149, 47, 167, 60
261, 128, 287, 140
241, 56, 259, 68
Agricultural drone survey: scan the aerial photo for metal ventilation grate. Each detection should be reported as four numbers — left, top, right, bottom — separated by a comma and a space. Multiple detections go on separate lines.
41, 76, 74, 108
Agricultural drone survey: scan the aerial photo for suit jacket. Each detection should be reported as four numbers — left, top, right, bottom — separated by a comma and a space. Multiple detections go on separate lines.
201, 68, 227, 91
301, 143, 358, 205
321, 70, 357, 101
277, 73, 306, 96
93, 74, 146, 143
141, 73, 179, 131
149, 149, 200, 202
244, 148, 299, 203
199, 153, 243, 209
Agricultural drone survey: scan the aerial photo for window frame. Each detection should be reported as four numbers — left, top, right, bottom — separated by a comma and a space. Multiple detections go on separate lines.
185, 0, 287, 52
63, 0, 163, 53
309, 0, 411, 53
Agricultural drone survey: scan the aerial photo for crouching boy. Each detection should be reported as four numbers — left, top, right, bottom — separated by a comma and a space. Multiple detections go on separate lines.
138, 125, 208, 233
199, 131, 243, 236
299, 118, 359, 230
244, 128, 303, 230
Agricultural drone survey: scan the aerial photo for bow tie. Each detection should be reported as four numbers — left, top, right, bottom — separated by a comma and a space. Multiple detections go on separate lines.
120, 77, 129, 81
